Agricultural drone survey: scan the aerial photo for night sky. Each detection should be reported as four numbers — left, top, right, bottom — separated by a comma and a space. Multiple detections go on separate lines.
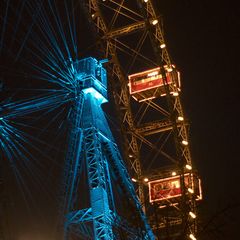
1, 0, 240, 239
160, 0, 240, 238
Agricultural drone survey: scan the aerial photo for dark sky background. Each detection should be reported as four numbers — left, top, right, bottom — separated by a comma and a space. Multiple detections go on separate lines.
160, 0, 240, 238
1, 0, 240, 239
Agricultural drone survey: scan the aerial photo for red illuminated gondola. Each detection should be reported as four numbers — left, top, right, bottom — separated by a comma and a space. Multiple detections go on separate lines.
128, 65, 181, 101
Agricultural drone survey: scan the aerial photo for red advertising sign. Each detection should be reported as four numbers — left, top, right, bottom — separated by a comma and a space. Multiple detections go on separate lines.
148, 173, 201, 203
128, 67, 172, 94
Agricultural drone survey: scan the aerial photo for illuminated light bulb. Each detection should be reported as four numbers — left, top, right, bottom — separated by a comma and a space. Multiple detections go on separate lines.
188, 188, 194, 193
129, 154, 133, 158
172, 171, 177, 176
91, 13, 95, 18
160, 43, 166, 49
182, 140, 188, 145
144, 0, 149, 2
167, 67, 173, 72
189, 233, 197, 240
173, 92, 179, 96
170, 203, 178, 207
132, 178, 137, 182
144, 178, 149, 182
151, 19, 158, 25
178, 116, 184, 121
189, 211, 197, 219
185, 164, 192, 170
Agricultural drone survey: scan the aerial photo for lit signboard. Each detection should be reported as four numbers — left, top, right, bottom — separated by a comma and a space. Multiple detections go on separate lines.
148, 173, 202, 203
128, 66, 180, 95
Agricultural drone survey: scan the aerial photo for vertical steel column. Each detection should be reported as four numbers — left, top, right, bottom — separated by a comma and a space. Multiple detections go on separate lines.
86, 0, 145, 205
84, 127, 113, 239
62, 57, 154, 239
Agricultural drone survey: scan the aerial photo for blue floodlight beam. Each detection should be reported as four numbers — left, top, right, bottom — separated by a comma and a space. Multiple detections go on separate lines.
19, 40, 78, 89
2, 128, 44, 187
33, 104, 67, 137
26, 26, 71, 75
1, 122, 65, 202
0, 91, 72, 119
10, 41, 75, 90
47, 0, 71, 60
70, 0, 78, 59
3, 1, 77, 90
0, 119, 60, 203
5, 37, 74, 90
0, 135, 33, 210
33, 12, 67, 65
14, 1, 43, 62
2, 0, 85, 96
2, 119, 64, 167
9, 0, 27, 50
64, 0, 78, 59
2, 122, 42, 169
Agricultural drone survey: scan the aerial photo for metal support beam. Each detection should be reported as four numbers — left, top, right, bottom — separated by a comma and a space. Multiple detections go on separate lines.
106, 21, 145, 38
85, 127, 113, 240
87, 0, 145, 207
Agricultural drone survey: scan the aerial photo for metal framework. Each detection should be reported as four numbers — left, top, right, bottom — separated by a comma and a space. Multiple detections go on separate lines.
62, 57, 154, 239
0, 57, 154, 239
82, 0, 199, 239
0, 0, 200, 239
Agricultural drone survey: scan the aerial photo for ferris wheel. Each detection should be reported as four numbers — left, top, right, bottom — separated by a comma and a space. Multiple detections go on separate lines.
84, 0, 202, 239
0, 1, 201, 239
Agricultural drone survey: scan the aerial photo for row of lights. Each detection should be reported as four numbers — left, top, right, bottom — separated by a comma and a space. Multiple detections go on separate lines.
100, 1, 196, 238
149, 0, 183, 99
131, 177, 149, 183
131, 164, 193, 183
172, 169, 195, 194
131, 171, 197, 238
98, 0, 168, 68
100, 0, 166, 52
178, 114, 193, 193
144, 0, 167, 50
129, 108, 194, 235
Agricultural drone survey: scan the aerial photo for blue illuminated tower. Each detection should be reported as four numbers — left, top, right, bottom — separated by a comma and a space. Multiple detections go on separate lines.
0, 56, 154, 239
62, 57, 154, 239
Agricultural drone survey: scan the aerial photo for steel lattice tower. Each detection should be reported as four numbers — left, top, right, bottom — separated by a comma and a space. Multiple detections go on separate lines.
62, 57, 154, 239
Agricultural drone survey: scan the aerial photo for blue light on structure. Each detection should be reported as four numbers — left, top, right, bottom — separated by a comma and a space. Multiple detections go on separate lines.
82, 87, 107, 104
63, 57, 154, 240
0, 56, 153, 239
73, 57, 108, 99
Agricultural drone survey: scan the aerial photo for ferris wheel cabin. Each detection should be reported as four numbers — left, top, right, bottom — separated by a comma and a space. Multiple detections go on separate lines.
128, 65, 181, 102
